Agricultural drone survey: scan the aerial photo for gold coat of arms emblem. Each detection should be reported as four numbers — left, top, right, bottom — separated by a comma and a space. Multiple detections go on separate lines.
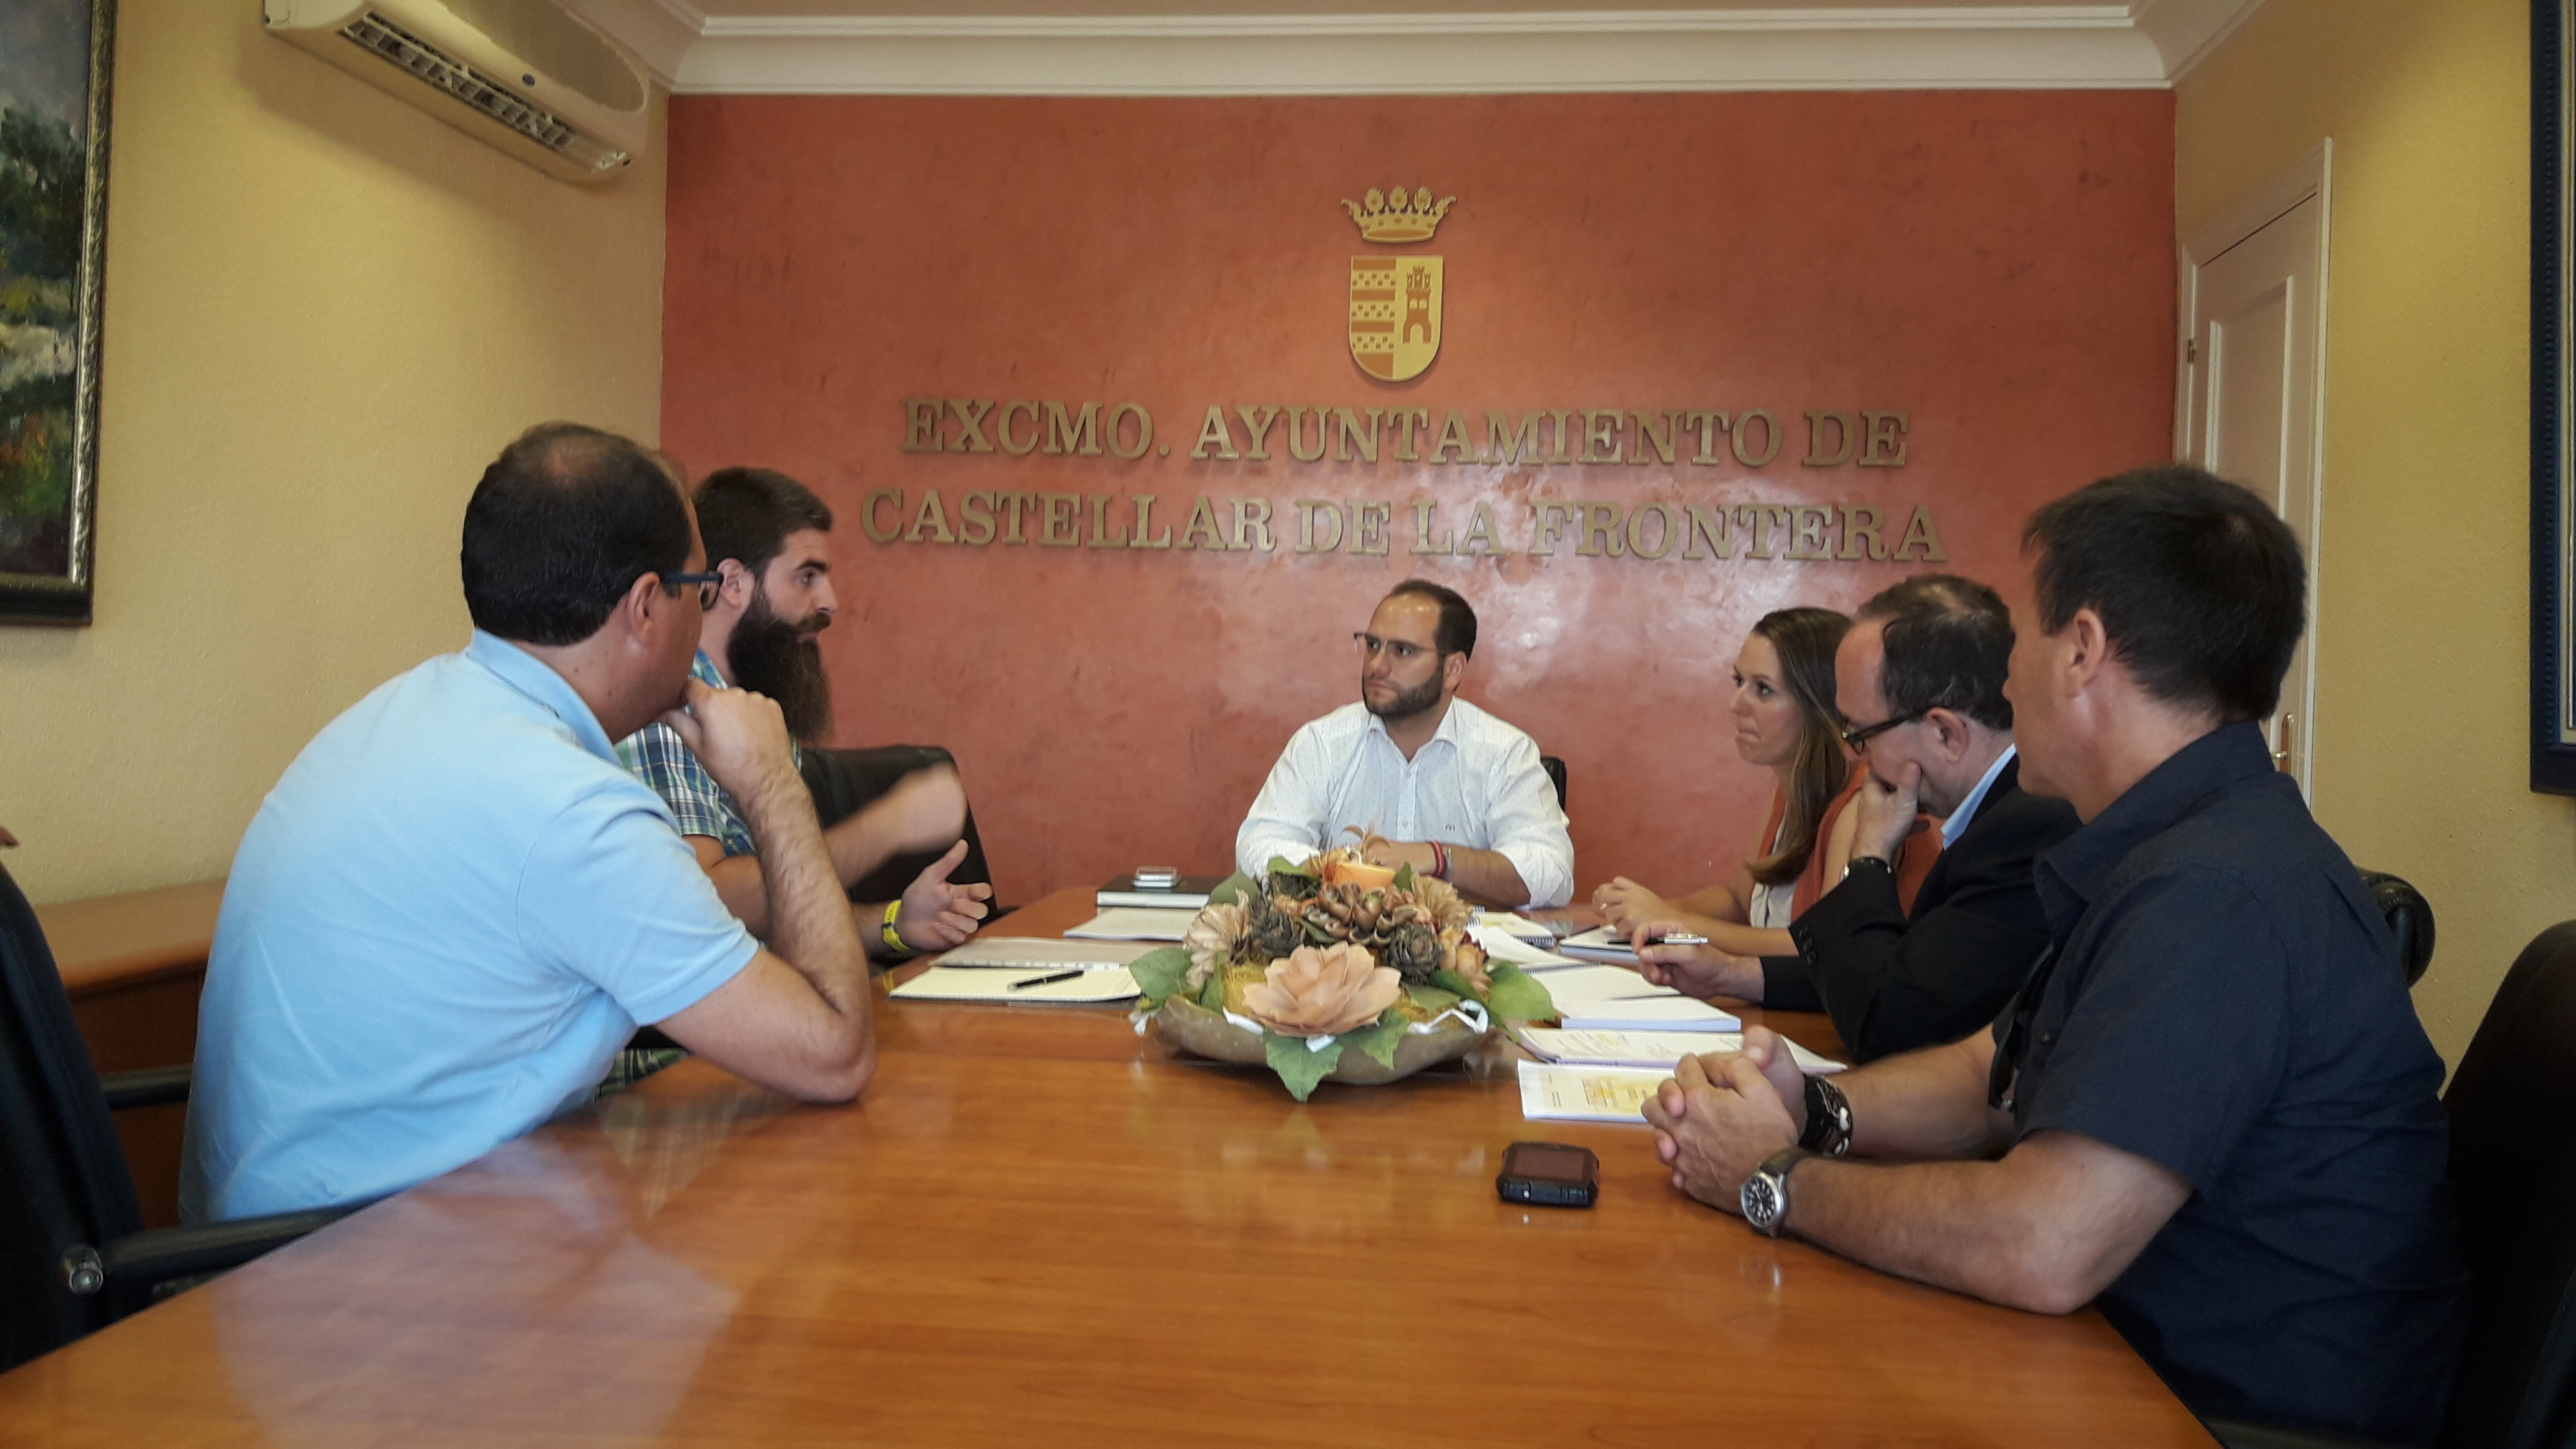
1344, 187, 1453, 383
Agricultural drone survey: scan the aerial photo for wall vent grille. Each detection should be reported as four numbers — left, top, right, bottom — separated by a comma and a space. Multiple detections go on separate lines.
338, 11, 626, 172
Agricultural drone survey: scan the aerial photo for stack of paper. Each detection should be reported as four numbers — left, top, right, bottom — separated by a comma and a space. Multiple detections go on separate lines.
1524, 962, 1742, 1032
1471, 910, 1556, 942
1468, 924, 1583, 968
889, 965, 1140, 1004
1512, 1026, 1846, 1075
1095, 873, 1225, 910
1062, 908, 1198, 942
930, 937, 1153, 970
1516, 1060, 1673, 1123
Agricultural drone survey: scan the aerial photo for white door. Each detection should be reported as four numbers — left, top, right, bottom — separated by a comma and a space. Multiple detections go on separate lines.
2179, 150, 2329, 795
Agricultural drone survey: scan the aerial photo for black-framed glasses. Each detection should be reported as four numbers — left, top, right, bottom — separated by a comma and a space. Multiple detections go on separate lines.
661, 571, 723, 608
1838, 708, 1926, 751
1354, 632, 1437, 664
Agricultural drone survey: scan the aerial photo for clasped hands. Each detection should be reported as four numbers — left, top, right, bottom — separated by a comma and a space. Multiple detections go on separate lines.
1642, 1027, 1809, 1216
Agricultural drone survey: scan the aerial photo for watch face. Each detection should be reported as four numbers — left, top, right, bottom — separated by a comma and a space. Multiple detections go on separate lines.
1741, 1175, 1782, 1229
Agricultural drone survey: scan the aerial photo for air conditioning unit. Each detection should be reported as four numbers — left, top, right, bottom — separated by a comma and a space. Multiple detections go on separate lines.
264, 1, 649, 184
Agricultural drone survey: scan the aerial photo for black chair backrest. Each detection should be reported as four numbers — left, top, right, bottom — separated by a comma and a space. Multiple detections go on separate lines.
1539, 755, 1568, 812
2359, 869, 2437, 987
798, 744, 998, 906
0, 862, 145, 1372
2439, 920, 2576, 1448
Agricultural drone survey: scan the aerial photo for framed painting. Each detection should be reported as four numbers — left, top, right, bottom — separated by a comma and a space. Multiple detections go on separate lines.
2537, 0, 2576, 791
0, 0, 114, 626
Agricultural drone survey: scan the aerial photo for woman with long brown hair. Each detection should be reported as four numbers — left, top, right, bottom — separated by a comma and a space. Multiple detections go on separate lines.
1593, 605, 1853, 958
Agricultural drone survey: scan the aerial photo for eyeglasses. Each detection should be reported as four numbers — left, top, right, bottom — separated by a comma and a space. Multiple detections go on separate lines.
1837, 708, 1926, 751
661, 571, 723, 608
1354, 632, 1438, 664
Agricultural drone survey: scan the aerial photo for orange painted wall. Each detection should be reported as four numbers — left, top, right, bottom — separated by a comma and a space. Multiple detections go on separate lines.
661, 91, 2176, 907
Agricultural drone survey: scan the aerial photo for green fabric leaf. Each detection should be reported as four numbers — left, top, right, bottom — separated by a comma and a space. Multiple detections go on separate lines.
1128, 946, 1193, 1008
1392, 862, 1415, 892
1300, 914, 1335, 944
1404, 982, 1461, 1014
1197, 967, 1229, 1013
1429, 968, 1482, 1002
1484, 963, 1557, 1022
1267, 856, 1317, 882
1264, 1031, 1345, 1102
1337, 1008, 1408, 1070
1207, 872, 1259, 907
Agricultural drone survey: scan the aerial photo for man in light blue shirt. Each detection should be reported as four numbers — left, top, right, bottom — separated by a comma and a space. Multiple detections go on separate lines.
183, 423, 915, 1221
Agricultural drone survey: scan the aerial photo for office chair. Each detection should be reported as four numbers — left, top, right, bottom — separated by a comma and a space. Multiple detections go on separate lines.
1539, 755, 1568, 812
2358, 870, 2436, 987
2206, 920, 2576, 1449
0, 863, 346, 1373
798, 744, 999, 908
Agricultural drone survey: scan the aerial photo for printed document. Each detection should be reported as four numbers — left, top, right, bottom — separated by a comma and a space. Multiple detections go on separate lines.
1062, 908, 1198, 942
1516, 1060, 1671, 1124
1511, 1027, 1845, 1075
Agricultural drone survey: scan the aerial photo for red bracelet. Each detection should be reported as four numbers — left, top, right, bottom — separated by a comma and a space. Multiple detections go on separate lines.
1429, 841, 1450, 879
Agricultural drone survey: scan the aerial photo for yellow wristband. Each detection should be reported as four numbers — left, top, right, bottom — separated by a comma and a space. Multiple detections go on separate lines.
881, 899, 912, 957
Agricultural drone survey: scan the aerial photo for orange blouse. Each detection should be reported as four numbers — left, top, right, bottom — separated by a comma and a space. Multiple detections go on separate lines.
1752, 764, 1941, 921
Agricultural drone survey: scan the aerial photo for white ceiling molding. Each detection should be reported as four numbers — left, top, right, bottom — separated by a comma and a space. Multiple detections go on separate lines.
567, 1, 2263, 96
2133, 0, 2266, 81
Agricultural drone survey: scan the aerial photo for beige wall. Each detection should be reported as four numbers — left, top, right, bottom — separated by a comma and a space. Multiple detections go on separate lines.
0, 0, 666, 905
2180, 0, 2571, 1066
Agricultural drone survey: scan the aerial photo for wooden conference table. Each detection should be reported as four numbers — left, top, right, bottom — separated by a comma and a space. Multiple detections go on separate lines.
0, 887, 2212, 1446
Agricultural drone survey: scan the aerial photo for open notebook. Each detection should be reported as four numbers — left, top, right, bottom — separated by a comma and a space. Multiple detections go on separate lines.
889, 965, 1141, 1004
929, 937, 1153, 970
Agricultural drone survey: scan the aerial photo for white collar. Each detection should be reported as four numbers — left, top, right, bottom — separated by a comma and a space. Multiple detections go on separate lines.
1940, 743, 2017, 849
1362, 696, 1463, 751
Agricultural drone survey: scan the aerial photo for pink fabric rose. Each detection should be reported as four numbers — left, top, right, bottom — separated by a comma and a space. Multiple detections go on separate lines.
1241, 942, 1401, 1037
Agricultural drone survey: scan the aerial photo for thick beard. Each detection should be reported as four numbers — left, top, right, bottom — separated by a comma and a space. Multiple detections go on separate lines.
1365, 672, 1444, 724
728, 590, 834, 744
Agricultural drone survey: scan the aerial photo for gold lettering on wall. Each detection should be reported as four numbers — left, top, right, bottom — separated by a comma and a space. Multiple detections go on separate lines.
897, 398, 1913, 471
878, 401, 1940, 567
1860, 411, 1910, 467
863, 488, 905, 542
1803, 410, 1856, 467
879, 496, 1948, 564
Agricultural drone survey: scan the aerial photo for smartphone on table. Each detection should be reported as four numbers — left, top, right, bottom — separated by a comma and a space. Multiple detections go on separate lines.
1496, 1141, 1599, 1208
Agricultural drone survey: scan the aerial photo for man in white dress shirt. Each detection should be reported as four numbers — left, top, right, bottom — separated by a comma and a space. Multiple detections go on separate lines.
1235, 580, 1574, 908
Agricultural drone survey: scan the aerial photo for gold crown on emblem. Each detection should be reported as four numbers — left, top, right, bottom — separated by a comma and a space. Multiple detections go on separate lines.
1342, 186, 1456, 243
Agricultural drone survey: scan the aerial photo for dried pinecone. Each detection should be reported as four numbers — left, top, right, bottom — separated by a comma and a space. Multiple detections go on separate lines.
1380, 921, 1444, 982
1247, 892, 1310, 961
1267, 851, 1335, 900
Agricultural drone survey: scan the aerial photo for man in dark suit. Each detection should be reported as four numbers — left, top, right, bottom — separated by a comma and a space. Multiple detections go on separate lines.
1639, 575, 2077, 1062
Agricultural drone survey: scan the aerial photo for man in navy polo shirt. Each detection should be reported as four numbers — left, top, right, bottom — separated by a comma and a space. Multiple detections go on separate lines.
1641, 466, 2463, 1443
183, 423, 920, 1221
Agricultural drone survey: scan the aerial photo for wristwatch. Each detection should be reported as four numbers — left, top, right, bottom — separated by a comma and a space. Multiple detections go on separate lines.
1740, 1147, 1817, 1237
1842, 853, 1895, 884
1800, 1074, 1854, 1157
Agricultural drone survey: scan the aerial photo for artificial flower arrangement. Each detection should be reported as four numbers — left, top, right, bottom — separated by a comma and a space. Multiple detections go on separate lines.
1129, 837, 1556, 1101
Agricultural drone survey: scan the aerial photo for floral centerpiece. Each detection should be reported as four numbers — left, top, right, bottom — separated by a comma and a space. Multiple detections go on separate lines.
1129, 839, 1556, 1101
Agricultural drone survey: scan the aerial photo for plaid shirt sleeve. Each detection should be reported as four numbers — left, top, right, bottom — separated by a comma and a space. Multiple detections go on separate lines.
615, 720, 758, 859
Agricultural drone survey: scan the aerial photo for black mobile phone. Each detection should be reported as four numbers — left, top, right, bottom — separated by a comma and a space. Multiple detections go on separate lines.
1496, 1141, 1599, 1208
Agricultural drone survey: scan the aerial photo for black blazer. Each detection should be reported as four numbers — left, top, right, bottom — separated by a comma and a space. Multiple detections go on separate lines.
1759, 755, 2079, 1063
